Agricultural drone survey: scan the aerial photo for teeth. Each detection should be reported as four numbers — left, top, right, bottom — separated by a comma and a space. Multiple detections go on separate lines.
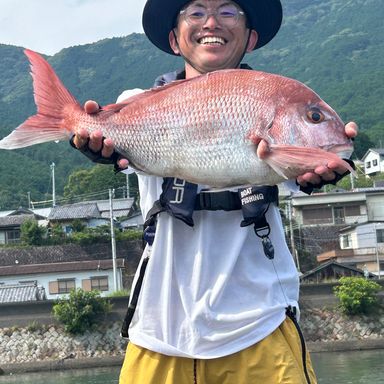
199, 37, 225, 45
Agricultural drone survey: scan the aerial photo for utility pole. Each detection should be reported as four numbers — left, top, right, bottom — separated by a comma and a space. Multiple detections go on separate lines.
109, 189, 118, 291
50, 162, 56, 207
126, 173, 130, 198
374, 223, 381, 279
287, 198, 297, 264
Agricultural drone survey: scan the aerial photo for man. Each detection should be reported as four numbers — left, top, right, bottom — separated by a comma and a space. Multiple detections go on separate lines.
72, 1, 357, 383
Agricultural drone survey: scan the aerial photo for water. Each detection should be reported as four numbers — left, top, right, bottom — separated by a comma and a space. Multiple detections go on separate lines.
312, 349, 384, 384
0, 349, 382, 383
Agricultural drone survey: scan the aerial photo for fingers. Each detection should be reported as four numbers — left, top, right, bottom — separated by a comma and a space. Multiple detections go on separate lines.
118, 158, 129, 170
296, 160, 351, 187
345, 121, 358, 139
84, 100, 100, 114
101, 137, 115, 158
72, 128, 89, 149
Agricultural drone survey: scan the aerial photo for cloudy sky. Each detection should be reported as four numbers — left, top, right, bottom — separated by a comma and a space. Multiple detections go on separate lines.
0, 0, 147, 55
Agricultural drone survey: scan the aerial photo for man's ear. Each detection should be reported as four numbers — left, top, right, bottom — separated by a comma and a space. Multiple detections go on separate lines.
169, 30, 180, 55
246, 30, 258, 52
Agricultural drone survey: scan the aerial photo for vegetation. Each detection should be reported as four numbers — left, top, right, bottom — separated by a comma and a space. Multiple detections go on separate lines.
0, 0, 382, 209
20, 219, 46, 246
52, 288, 112, 334
108, 289, 130, 297
334, 277, 382, 315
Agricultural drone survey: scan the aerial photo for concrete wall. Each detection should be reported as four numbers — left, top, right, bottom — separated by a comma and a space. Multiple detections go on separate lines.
0, 296, 129, 328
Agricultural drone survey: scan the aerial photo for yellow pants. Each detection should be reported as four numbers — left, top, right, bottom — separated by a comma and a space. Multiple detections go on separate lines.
119, 316, 317, 384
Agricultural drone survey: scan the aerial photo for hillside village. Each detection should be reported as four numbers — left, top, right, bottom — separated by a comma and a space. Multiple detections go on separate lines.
0, 147, 383, 304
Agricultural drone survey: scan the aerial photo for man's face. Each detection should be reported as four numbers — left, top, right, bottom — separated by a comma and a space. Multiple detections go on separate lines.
169, 0, 258, 77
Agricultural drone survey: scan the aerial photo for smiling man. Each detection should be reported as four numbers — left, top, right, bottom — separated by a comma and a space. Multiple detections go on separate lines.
72, 0, 357, 383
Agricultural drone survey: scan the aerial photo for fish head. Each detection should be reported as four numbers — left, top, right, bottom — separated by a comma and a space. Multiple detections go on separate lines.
266, 79, 354, 159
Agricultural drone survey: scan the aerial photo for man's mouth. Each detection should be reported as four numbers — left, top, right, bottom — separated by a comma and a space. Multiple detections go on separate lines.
198, 36, 226, 45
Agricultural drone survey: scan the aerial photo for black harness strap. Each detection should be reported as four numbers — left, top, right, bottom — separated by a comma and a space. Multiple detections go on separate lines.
121, 255, 149, 339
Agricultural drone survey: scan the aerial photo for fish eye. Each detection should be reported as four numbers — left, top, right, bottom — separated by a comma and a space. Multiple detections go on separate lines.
306, 108, 325, 124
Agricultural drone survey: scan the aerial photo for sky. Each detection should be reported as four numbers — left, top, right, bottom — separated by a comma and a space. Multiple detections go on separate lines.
0, 0, 147, 55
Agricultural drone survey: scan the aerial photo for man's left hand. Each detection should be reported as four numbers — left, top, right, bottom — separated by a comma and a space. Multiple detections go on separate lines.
296, 121, 358, 189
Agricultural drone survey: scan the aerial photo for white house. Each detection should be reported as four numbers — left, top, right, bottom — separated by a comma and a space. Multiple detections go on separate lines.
0, 258, 125, 301
362, 148, 384, 176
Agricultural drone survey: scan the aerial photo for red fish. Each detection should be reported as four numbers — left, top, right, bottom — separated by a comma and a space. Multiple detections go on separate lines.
0, 49, 354, 187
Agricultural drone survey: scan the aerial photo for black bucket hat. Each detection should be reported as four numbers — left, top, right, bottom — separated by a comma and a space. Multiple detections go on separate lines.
142, 0, 283, 55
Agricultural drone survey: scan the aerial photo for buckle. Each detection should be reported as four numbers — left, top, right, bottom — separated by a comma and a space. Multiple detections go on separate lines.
197, 191, 241, 211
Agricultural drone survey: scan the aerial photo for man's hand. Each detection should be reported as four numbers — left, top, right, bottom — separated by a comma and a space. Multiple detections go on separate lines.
70, 100, 129, 170
297, 121, 358, 190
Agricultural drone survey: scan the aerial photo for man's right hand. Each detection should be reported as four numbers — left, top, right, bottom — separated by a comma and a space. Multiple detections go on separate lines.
71, 100, 129, 171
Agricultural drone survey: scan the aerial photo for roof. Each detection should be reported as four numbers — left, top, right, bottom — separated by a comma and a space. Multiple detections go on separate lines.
0, 214, 38, 227
47, 198, 136, 221
0, 283, 46, 303
0, 259, 125, 277
0, 240, 142, 267
48, 203, 101, 220
362, 148, 384, 161
300, 260, 374, 279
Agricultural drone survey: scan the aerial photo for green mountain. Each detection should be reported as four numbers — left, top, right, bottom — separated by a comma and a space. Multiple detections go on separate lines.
0, 0, 382, 209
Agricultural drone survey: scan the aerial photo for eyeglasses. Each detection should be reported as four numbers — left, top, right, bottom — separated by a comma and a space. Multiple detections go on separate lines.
179, 3, 245, 28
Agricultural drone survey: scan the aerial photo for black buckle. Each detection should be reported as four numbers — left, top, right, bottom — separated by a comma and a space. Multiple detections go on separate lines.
195, 191, 241, 211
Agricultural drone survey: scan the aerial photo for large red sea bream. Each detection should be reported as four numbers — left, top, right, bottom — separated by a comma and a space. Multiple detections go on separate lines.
0, 50, 354, 187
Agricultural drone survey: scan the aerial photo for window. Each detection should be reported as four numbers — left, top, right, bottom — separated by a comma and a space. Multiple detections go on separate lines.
345, 205, 361, 216
333, 207, 345, 224
6, 229, 21, 244
373, 159, 378, 166
302, 207, 333, 225
341, 234, 351, 248
366, 161, 371, 169
58, 279, 76, 294
376, 229, 384, 243
91, 276, 109, 291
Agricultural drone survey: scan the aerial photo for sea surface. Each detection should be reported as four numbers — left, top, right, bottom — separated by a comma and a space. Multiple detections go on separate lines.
0, 349, 383, 383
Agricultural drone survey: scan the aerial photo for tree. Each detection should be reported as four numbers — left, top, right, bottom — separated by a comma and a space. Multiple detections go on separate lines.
52, 288, 112, 334
334, 277, 381, 315
63, 164, 129, 201
20, 219, 46, 246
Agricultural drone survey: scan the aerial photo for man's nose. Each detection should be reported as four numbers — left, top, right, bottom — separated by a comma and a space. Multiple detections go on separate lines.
203, 13, 221, 28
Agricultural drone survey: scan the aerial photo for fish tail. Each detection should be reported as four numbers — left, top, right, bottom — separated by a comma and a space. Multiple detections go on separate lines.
0, 49, 81, 149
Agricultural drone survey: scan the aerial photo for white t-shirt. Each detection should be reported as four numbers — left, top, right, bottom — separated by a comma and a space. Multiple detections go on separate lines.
127, 174, 300, 359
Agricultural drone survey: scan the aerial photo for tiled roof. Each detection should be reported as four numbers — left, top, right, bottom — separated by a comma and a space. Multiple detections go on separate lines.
0, 240, 142, 267
0, 214, 37, 227
0, 283, 46, 303
48, 203, 101, 220
96, 198, 134, 214
0, 259, 125, 277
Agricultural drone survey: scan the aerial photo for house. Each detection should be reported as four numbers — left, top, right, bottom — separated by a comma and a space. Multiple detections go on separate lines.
0, 240, 142, 302
317, 221, 384, 276
290, 187, 384, 270
362, 148, 384, 176
0, 282, 46, 303
47, 197, 140, 233
300, 260, 375, 284
0, 207, 47, 245
0, 258, 125, 301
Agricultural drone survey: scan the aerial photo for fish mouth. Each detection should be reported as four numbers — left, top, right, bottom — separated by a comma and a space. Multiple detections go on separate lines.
198, 36, 227, 46
326, 144, 354, 159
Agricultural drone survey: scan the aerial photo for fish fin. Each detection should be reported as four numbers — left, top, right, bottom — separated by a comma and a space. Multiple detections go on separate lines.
263, 144, 356, 180
0, 49, 80, 149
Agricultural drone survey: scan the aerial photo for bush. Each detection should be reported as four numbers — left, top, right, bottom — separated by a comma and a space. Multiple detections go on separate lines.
20, 219, 46, 245
53, 289, 112, 334
334, 277, 381, 315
